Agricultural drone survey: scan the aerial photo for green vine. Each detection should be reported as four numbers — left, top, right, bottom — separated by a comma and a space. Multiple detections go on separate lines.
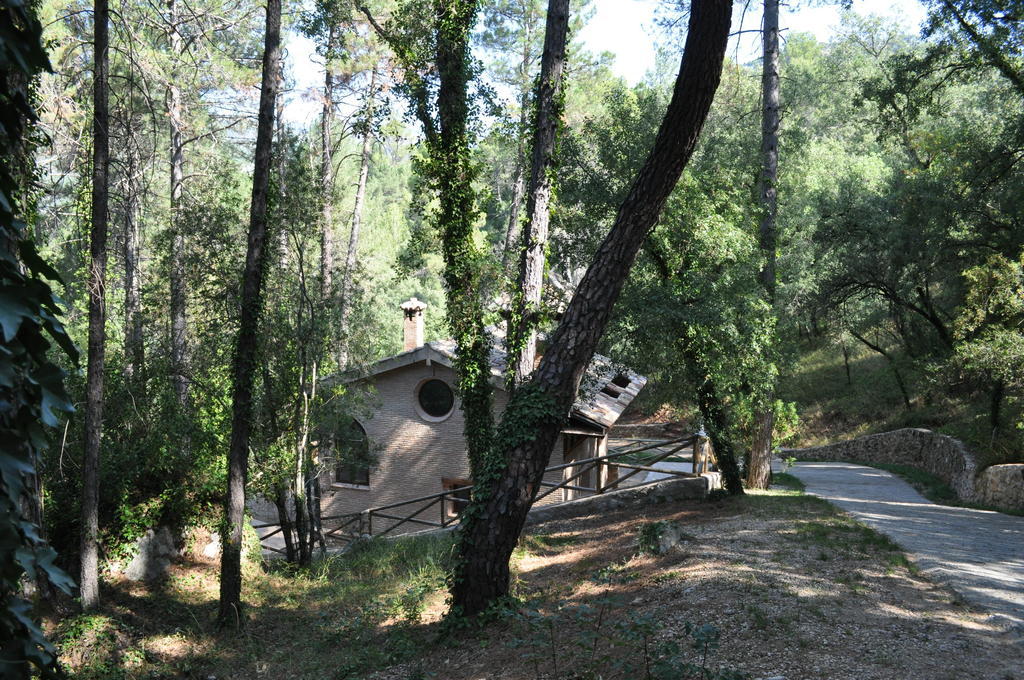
1, 0, 78, 676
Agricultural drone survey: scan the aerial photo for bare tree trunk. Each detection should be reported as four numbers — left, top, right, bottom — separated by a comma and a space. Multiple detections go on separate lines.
842, 341, 851, 385
499, 14, 538, 273
338, 68, 377, 368
80, 0, 109, 611
497, 150, 524, 270
508, 0, 570, 385
218, 0, 281, 627
450, 0, 732, 616
168, 0, 188, 410
273, 485, 296, 563
320, 25, 336, 297
123, 135, 144, 387
746, 0, 781, 491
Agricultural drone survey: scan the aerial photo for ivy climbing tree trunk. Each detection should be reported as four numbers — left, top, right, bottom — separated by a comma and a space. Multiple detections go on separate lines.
747, 0, 781, 491
80, 0, 109, 611
217, 0, 281, 628
358, 0, 497, 475
508, 0, 570, 385
450, 0, 732, 616
432, 0, 495, 474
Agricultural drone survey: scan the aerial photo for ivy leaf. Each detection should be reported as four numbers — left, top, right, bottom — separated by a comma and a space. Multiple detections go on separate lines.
0, 287, 34, 341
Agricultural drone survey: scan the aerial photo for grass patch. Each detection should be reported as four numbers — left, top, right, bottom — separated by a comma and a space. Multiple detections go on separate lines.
57, 533, 456, 680
772, 472, 805, 491
861, 462, 959, 505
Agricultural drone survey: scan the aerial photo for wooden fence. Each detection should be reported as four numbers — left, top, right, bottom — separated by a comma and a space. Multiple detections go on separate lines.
255, 433, 713, 554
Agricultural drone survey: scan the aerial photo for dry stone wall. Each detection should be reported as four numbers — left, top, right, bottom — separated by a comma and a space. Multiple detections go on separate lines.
791, 428, 1023, 512
974, 464, 1024, 511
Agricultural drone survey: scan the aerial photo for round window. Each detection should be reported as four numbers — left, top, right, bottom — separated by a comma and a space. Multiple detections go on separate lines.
417, 379, 454, 419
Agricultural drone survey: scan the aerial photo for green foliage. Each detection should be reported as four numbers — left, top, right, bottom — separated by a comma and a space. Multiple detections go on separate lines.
1, 0, 77, 676
636, 520, 671, 557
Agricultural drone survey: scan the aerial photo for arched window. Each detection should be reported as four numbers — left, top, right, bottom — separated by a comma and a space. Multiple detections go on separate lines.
334, 420, 370, 487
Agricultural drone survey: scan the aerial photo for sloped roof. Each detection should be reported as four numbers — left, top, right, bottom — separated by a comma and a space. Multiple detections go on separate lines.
342, 339, 646, 433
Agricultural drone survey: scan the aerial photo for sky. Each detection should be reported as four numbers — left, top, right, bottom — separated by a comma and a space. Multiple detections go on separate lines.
282, 0, 930, 126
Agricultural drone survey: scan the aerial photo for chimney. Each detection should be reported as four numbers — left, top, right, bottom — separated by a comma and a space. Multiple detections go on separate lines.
400, 297, 427, 351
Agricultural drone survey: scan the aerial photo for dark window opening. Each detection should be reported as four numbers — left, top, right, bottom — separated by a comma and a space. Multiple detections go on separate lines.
600, 373, 631, 398
335, 420, 370, 486
443, 477, 472, 517
418, 379, 454, 418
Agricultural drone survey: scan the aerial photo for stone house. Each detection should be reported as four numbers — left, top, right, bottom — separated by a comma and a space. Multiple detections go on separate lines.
319, 298, 646, 533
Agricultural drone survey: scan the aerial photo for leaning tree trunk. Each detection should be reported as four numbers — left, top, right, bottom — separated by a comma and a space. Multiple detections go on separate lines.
747, 0, 781, 491
80, 0, 109, 611
338, 68, 377, 368
508, 0, 570, 385
450, 0, 732, 616
218, 0, 282, 628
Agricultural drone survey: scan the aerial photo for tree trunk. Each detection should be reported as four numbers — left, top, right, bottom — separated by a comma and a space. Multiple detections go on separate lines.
849, 329, 912, 410
450, 0, 732, 616
842, 341, 851, 385
508, 0, 570, 385
500, 161, 526, 271
320, 26, 336, 298
168, 0, 188, 410
990, 377, 1004, 435
434, 0, 495, 474
685, 345, 744, 495
218, 0, 281, 627
273, 485, 296, 563
338, 68, 377, 368
498, 30, 535, 274
123, 135, 144, 387
80, 0, 109, 611
747, 0, 781, 491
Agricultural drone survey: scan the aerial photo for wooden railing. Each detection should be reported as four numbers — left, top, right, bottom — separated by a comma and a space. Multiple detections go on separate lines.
255, 433, 713, 553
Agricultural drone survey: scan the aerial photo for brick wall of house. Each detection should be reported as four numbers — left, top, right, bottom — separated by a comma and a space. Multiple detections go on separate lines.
320, 360, 567, 535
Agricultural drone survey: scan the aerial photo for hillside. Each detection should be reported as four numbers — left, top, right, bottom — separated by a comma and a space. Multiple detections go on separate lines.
780, 340, 1024, 468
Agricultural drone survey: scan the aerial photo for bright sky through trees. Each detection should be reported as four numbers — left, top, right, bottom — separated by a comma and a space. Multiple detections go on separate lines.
283, 0, 927, 125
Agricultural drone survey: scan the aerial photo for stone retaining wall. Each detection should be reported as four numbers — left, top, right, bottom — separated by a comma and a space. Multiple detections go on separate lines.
790, 428, 1024, 512
974, 464, 1024, 511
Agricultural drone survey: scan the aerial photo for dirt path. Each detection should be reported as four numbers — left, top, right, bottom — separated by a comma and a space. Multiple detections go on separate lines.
786, 461, 1024, 635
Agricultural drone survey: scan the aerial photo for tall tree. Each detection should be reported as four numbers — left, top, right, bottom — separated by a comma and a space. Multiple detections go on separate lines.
508, 0, 570, 384
746, 0, 780, 490
218, 0, 282, 627
338, 67, 379, 368
450, 0, 732, 615
80, 0, 110, 611
167, 0, 189, 410
320, 24, 337, 296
